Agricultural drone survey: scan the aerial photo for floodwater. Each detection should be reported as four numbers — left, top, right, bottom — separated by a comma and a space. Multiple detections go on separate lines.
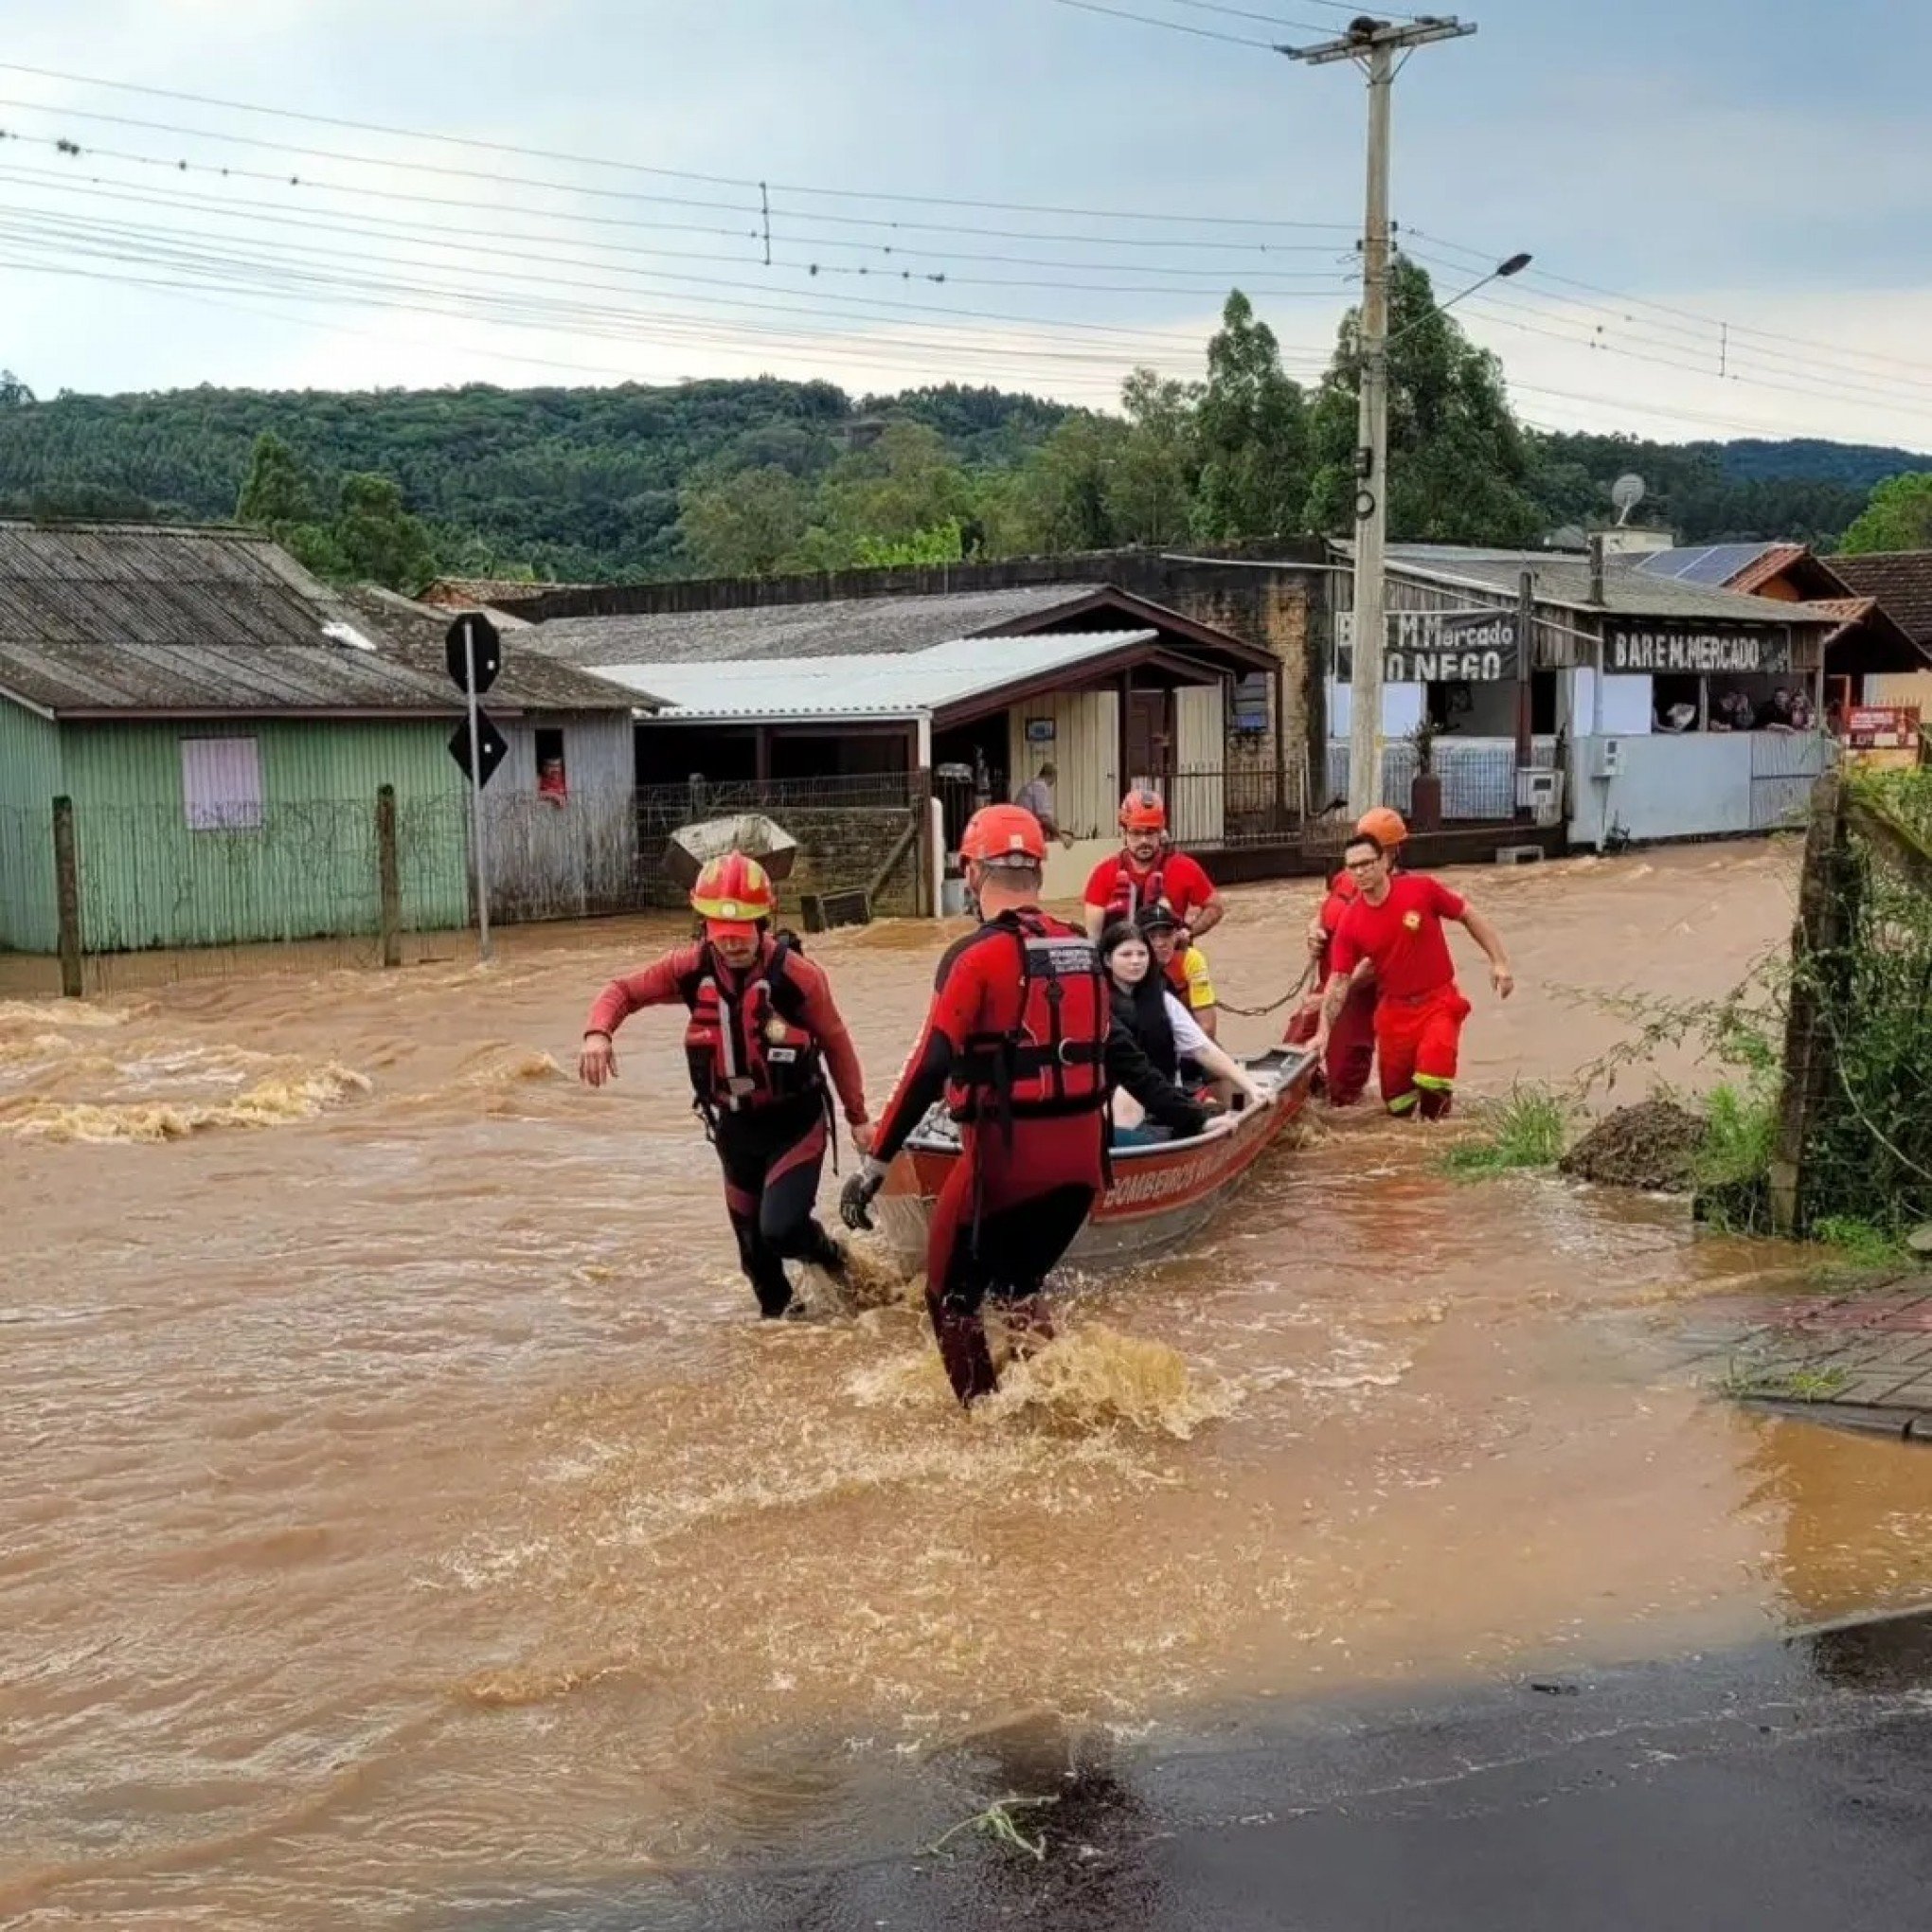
5, 844, 1931, 1926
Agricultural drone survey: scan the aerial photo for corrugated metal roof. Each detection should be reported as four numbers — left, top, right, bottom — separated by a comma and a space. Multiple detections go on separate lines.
528, 583, 1110, 667
1377, 544, 1836, 626
0, 523, 641, 717
601, 629, 1158, 720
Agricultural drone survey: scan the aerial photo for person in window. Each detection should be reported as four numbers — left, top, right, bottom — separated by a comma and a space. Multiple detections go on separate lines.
1754, 688, 1798, 733
538, 754, 569, 805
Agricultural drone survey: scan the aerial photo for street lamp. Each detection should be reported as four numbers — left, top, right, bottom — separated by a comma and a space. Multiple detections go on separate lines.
1345, 246, 1532, 817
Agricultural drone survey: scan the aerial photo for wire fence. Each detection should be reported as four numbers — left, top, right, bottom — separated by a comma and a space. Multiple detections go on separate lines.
0, 770, 931, 992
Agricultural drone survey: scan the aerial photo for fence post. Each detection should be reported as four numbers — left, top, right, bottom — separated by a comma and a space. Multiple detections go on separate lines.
1768, 771, 1846, 1237
51, 795, 83, 998
376, 784, 402, 968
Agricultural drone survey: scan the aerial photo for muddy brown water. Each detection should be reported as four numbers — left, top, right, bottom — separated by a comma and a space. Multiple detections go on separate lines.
5, 845, 1932, 1925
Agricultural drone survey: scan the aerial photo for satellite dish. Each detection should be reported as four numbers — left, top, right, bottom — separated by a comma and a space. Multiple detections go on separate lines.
1610, 474, 1646, 526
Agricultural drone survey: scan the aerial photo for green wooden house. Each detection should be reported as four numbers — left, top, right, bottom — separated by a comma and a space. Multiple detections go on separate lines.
0, 522, 642, 956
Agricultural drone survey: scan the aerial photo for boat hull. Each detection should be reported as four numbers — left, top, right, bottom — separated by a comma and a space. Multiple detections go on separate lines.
873, 1046, 1317, 1270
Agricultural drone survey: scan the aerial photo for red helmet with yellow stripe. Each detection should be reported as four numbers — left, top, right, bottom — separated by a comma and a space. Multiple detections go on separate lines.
690, 851, 776, 938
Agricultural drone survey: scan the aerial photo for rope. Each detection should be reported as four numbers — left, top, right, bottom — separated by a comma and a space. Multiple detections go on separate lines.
1217, 962, 1317, 1018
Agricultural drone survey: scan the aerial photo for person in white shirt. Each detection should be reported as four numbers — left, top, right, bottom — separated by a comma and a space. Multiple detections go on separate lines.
1098, 921, 1264, 1140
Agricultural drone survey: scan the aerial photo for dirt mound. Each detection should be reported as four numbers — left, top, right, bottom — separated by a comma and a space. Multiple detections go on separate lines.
1558, 1099, 1707, 1192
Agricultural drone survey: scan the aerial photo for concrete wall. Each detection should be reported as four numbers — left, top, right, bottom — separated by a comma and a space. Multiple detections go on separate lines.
1005, 689, 1118, 841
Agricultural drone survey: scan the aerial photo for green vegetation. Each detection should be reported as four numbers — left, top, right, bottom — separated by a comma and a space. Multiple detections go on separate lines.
1808, 1216, 1910, 1267
925, 1796, 1057, 1862
1438, 1083, 1573, 1178
2, 264, 1925, 582
1837, 470, 1932, 554
1713, 1357, 1849, 1403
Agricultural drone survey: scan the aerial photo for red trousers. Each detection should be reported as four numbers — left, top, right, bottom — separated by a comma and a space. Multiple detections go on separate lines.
1374, 982, 1472, 1118
1283, 976, 1376, 1107
925, 1115, 1105, 1405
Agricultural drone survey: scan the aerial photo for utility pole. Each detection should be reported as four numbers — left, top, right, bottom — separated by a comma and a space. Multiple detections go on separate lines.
1287, 15, 1476, 817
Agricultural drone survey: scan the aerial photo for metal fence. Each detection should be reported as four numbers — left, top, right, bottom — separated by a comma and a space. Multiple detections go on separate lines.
0, 770, 930, 991
1323, 738, 1559, 824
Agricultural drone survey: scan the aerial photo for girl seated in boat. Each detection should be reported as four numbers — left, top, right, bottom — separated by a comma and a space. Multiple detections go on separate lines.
1099, 920, 1266, 1145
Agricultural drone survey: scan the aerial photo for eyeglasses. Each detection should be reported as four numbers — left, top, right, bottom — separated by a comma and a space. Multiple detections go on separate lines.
1344, 855, 1383, 873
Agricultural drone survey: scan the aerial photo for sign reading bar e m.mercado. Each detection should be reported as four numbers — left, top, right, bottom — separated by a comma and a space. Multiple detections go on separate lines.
1603, 620, 1791, 675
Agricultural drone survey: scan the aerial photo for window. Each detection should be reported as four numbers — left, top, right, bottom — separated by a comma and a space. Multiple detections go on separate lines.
180, 736, 264, 831
534, 726, 568, 805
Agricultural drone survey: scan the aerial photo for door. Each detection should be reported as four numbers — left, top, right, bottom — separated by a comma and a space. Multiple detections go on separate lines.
1126, 689, 1172, 792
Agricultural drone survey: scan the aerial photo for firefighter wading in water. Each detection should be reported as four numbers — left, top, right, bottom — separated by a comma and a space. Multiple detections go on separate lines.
840, 805, 1211, 1407
579, 852, 868, 1319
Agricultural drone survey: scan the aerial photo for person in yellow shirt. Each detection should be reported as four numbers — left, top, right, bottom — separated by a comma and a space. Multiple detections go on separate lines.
1137, 903, 1219, 1040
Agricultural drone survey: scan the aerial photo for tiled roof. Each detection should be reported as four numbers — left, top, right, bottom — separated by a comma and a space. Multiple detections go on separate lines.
0, 523, 642, 717
1828, 551, 1932, 645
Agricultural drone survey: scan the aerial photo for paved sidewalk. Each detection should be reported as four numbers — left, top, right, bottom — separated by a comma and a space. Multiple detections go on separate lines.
1682, 1273, 1932, 1427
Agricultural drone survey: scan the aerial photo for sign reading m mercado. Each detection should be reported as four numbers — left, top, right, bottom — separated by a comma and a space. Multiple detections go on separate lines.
1335, 608, 1521, 684
1603, 620, 1791, 675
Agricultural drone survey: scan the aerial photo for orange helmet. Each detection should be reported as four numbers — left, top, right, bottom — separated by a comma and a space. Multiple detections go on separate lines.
1355, 806, 1408, 849
960, 804, 1046, 868
690, 851, 776, 937
1118, 788, 1167, 834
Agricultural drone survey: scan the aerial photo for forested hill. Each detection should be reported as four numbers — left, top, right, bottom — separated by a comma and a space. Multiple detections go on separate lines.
0, 365, 1923, 582
0, 378, 1077, 582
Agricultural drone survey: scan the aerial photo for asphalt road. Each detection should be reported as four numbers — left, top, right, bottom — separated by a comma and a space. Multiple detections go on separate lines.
483, 1607, 1932, 1932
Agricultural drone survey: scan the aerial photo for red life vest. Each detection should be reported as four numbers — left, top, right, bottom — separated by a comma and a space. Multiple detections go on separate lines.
678, 939, 822, 1117
946, 915, 1109, 1124
1104, 857, 1167, 924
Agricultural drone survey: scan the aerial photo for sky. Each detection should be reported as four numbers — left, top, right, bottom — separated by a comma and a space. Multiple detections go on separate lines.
2, 0, 1931, 451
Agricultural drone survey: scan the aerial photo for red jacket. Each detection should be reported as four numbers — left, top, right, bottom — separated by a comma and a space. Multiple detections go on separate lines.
586, 938, 869, 1125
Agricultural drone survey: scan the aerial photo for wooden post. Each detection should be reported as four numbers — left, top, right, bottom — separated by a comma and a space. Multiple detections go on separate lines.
51, 795, 82, 999
1768, 770, 1846, 1236
376, 784, 402, 969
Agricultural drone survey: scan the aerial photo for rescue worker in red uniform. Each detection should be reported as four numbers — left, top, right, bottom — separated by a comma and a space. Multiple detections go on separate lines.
1313, 831, 1515, 1119
841, 805, 1208, 1405
1082, 790, 1225, 944
1283, 806, 1408, 1106
579, 852, 868, 1318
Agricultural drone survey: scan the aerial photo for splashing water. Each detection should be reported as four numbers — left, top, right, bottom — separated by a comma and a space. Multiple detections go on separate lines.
0, 1064, 372, 1143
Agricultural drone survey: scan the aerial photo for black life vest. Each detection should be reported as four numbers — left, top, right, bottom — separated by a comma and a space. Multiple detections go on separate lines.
946, 914, 1109, 1125
1104, 857, 1167, 923
678, 938, 822, 1117
1114, 973, 1179, 1085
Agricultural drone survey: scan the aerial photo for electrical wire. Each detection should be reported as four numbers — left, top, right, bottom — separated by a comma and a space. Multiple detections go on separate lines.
1045, 0, 1292, 49
0, 61, 1356, 230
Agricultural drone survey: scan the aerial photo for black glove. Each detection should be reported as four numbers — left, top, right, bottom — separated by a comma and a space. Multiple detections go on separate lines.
840, 1160, 886, 1231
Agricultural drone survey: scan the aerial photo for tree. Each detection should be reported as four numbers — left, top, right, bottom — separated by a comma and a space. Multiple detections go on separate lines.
1109, 367, 1201, 546
235, 430, 319, 528
1192, 290, 1309, 541
331, 473, 437, 591
1836, 472, 1932, 554
0, 369, 34, 407
1306, 257, 1541, 546
676, 463, 812, 575
999, 414, 1126, 555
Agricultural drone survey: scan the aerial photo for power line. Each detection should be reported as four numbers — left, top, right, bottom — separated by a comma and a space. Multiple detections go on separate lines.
1404, 224, 1932, 389
0, 163, 1361, 300
1045, 0, 1290, 49
0, 60, 1356, 231
0, 116, 1352, 261
1161, 0, 1417, 29
0, 151, 1361, 292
